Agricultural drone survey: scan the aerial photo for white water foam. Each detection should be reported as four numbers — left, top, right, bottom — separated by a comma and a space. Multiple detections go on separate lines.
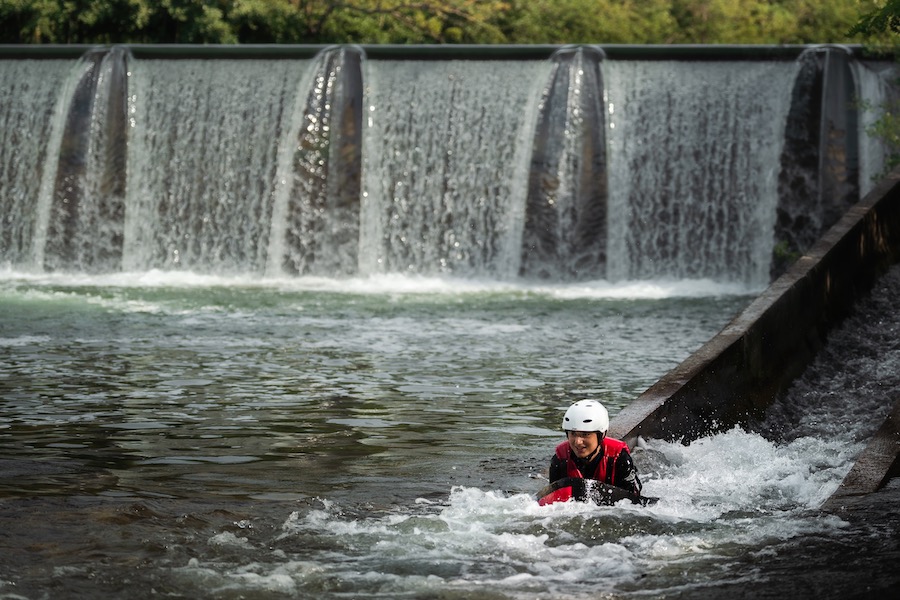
0, 268, 758, 301
169, 423, 853, 599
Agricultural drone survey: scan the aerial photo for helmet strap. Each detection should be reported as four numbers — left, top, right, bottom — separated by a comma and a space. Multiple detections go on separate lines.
585, 442, 601, 462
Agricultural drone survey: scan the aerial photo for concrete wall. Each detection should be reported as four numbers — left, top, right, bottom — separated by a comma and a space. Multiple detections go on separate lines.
0, 43, 845, 61
609, 167, 900, 455
821, 396, 900, 511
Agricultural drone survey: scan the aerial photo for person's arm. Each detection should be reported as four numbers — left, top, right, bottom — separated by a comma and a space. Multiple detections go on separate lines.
614, 450, 642, 494
548, 454, 566, 483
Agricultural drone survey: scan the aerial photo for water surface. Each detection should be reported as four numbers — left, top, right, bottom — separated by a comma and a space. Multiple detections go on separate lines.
1, 271, 897, 598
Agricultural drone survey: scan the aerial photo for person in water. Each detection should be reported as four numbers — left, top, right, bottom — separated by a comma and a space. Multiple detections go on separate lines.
549, 399, 642, 495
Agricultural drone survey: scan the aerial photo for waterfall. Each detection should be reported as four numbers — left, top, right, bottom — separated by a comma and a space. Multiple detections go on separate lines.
0, 59, 72, 268
359, 59, 550, 278
0, 46, 894, 283
603, 60, 799, 286
123, 56, 310, 273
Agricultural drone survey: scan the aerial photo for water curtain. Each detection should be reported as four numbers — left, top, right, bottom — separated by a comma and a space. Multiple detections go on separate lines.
0, 45, 888, 284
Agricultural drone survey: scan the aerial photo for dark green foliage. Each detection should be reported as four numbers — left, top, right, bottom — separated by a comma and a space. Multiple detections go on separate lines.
0, 0, 894, 45
850, 0, 900, 36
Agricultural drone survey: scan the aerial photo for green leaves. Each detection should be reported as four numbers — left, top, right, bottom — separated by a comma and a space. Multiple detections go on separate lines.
850, 0, 900, 36
0, 0, 894, 45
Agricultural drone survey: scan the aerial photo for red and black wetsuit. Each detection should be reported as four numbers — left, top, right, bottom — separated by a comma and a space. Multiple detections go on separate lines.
549, 438, 642, 495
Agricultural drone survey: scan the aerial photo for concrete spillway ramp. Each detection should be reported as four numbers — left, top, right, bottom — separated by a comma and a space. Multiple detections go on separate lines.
609, 166, 900, 505
821, 390, 900, 512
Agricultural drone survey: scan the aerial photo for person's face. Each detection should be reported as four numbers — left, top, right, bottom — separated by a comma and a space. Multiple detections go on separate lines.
567, 430, 600, 458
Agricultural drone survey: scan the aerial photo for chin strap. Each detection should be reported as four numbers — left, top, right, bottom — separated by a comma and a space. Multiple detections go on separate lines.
573, 443, 601, 472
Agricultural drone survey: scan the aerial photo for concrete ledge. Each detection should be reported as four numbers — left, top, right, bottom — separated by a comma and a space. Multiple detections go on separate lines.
609, 167, 900, 451
0, 43, 887, 61
821, 396, 900, 512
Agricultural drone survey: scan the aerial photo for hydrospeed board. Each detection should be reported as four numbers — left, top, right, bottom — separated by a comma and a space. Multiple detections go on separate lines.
535, 477, 659, 507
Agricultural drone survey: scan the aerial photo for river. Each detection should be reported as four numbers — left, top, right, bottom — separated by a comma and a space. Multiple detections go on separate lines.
2, 268, 898, 598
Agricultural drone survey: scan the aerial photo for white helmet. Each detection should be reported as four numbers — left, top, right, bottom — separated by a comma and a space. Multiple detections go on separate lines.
562, 400, 609, 433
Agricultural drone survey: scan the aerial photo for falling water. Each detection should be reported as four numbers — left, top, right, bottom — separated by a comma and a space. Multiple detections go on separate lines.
267, 47, 364, 277
0, 59, 72, 267
4, 50, 891, 284
521, 47, 608, 281
123, 58, 311, 273
359, 60, 550, 278
41, 47, 129, 273
603, 60, 800, 286
854, 59, 899, 193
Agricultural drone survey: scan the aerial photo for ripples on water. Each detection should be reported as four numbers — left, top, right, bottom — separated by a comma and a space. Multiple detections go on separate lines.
1, 269, 898, 599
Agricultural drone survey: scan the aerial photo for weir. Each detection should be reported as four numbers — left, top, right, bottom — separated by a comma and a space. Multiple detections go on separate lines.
1, 44, 893, 284
775, 46, 861, 278
2, 44, 899, 503
270, 46, 364, 277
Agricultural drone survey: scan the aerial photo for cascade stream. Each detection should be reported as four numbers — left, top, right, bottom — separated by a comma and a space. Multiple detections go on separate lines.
1, 46, 895, 286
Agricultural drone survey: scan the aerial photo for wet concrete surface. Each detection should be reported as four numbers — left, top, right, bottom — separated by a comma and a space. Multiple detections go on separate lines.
666, 261, 900, 599
663, 478, 900, 599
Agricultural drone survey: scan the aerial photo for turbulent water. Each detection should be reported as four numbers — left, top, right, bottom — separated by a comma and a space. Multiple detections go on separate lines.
1, 269, 899, 599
